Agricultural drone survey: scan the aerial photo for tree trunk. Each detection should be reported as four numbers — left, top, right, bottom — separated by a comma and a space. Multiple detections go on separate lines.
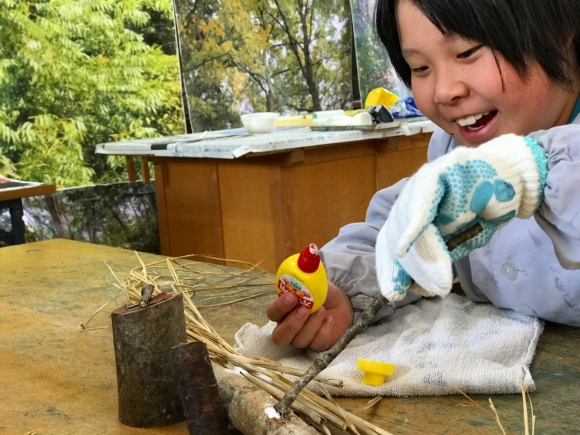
111, 293, 187, 428
299, 4, 321, 111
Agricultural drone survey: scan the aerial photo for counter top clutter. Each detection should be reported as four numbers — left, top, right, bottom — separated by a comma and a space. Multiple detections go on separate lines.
94, 118, 435, 159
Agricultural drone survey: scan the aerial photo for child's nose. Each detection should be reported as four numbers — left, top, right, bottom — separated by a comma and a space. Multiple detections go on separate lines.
433, 73, 469, 105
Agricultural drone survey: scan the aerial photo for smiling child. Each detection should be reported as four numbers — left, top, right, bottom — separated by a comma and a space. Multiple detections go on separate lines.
267, 0, 580, 351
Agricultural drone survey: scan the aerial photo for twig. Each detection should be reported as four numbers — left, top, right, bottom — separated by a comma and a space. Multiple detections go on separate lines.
520, 377, 536, 435
102, 250, 397, 433
77, 301, 110, 331
275, 222, 484, 416
445, 222, 483, 250
274, 294, 389, 416
488, 399, 508, 435
352, 397, 383, 417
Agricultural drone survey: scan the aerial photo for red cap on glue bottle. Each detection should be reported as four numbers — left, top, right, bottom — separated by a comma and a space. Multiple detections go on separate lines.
297, 243, 321, 273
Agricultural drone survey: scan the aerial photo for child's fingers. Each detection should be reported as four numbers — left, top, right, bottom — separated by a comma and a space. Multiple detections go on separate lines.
266, 292, 299, 322
307, 315, 336, 352
270, 305, 311, 346
290, 307, 327, 349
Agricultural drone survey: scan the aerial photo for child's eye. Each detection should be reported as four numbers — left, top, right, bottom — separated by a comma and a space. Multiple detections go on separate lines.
457, 45, 483, 59
411, 66, 429, 74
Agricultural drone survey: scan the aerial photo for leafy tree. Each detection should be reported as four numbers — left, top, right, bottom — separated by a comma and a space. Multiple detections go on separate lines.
266, 0, 352, 112
174, 0, 353, 132
0, 0, 183, 187
350, 0, 398, 101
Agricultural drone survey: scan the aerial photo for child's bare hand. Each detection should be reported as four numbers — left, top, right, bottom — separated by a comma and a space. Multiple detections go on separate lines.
266, 281, 353, 351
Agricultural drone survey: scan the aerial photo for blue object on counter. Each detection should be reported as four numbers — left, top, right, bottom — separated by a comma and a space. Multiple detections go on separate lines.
390, 97, 424, 119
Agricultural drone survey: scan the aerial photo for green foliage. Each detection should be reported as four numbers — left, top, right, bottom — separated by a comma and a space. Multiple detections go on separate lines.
350, 0, 397, 101
0, 0, 183, 187
22, 181, 160, 253
174, 0, 353, 132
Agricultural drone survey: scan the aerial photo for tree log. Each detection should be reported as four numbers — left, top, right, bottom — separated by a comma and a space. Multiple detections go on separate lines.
111, 292, 186, 427
213, 363, 319, 435
170, 341, 229, 435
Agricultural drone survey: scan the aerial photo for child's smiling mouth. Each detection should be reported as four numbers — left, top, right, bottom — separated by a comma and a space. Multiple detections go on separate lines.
453, 110, 499, 144
455, 110, 498, 130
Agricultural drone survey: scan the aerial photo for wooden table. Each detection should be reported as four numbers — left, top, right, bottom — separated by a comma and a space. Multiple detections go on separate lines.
0, 182, 56, 245
1, 239, 578, 435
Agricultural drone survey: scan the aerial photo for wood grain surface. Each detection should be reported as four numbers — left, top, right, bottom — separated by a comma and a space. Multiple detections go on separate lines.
0, 239, 578, 435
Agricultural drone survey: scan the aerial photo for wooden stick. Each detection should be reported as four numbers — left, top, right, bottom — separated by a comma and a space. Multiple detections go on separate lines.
275, 222, 484, 416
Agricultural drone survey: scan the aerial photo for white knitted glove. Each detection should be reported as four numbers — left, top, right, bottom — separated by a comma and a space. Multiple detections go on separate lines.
376, 134, 548, 301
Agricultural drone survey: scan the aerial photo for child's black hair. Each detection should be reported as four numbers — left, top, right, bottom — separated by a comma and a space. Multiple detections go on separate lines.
376, 0, 580, 91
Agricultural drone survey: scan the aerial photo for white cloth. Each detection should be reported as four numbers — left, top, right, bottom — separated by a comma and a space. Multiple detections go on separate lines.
234, 294, 543, 397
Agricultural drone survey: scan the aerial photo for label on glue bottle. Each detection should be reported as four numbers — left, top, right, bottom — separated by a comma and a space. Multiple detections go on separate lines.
275, 243, 328, 313
277, 274, 314, 309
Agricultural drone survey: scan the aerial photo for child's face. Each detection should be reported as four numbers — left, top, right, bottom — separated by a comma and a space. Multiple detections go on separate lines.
397, 0, 577, 146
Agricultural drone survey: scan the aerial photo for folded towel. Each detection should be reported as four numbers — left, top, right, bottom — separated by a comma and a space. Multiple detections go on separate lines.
234, 294, 543, 396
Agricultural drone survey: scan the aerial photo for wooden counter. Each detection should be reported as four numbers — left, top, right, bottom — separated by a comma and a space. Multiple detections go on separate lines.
151, 133, 432, 272
1, 239, 578, 434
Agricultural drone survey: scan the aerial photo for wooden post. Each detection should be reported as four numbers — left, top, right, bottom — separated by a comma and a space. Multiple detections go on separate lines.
125, 156, 137, 182
170, 341, 229, 435
111, 292, 186, 428
140, 156, 151, 183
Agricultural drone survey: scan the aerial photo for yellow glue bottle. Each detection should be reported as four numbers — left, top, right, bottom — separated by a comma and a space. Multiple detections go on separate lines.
276, 243, 328, 313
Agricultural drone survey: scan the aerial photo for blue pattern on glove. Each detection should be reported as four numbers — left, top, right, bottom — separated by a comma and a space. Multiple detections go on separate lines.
524, 137, 548, 204
422, 159, 518, 262
435, 160, 499, 223
392, 260, 412, 295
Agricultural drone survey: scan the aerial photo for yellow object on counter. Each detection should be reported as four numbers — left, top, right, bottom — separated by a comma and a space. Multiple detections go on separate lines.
357, 358, 396, 386
365, 87, 399, 109
276, 115, 314, 127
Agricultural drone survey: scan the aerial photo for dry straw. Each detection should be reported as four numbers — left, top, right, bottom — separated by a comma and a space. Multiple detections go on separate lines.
94, 252, 536, 435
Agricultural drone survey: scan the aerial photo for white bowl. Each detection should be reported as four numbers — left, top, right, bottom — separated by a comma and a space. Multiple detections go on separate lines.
241, 112, 279, 134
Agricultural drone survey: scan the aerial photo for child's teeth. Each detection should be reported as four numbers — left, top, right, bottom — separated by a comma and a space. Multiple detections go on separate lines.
456, 112, 489, 127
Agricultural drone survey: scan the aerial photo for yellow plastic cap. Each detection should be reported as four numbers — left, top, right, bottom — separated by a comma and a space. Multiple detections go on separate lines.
357, 358, 396, 386
364, 87, 399, 109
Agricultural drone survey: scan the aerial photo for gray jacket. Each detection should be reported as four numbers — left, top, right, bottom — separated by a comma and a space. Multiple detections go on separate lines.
320, 115, 580, 326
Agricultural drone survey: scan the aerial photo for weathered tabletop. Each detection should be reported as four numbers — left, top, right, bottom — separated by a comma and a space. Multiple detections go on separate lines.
1, 239, 578, 435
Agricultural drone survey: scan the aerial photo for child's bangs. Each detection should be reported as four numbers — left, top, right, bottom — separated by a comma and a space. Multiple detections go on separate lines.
411, 0, 519, 54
